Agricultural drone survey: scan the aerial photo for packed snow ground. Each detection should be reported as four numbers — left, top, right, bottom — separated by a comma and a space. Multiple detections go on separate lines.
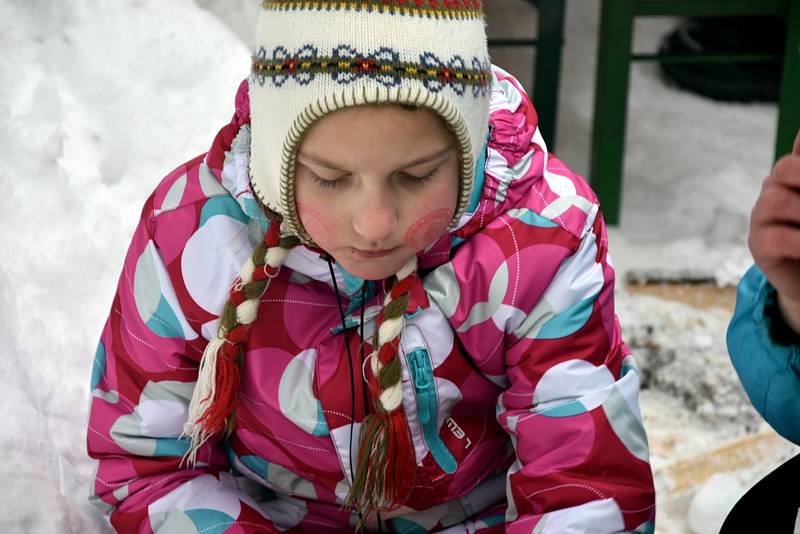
0, 1, 795, 532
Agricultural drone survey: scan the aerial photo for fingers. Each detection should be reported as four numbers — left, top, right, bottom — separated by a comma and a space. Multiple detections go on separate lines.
794, 129, 800, 156
749, 129, 800, 264
750, 178, 800, 263
749, 224, 800, 261
751, 185, 800, 226
767, 153, 800, 189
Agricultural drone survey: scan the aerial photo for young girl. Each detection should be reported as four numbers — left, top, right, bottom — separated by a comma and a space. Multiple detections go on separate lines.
87, 2, 656, 532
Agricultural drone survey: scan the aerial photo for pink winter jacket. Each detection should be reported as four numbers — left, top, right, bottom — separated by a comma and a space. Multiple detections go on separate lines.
87, 66, 656, 533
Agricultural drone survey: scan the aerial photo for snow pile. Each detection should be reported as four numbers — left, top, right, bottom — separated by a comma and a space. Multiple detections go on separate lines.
618, 288, 800, 532
617, 289, 760, 428
0, 1, 247, 531
686, 473, 749, 534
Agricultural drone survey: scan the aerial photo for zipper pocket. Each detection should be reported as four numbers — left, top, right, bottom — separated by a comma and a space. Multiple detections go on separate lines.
406, 348, 457, 474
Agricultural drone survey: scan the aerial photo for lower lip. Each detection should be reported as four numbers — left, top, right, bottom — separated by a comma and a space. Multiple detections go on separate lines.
351, 246, 400, 259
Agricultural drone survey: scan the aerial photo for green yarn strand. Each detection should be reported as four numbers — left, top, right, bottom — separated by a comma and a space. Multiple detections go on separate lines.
243, 280, 268, 301
377, 357, 402, 391
346, 413, 386, 515
252, 241, 268, 264
383, 293, 408, 320
279, 235, 301, 248
221, 301, 238, 333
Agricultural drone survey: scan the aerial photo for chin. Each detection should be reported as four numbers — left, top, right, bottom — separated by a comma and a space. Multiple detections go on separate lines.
337, 256, 410, 281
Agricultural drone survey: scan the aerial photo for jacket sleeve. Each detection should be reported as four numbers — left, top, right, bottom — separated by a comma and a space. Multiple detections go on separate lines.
433, 198, 655, 530
727, 264, 800, 445
432, 73, 656, 531
497, 207, 655, 532
86, 192, 280, 533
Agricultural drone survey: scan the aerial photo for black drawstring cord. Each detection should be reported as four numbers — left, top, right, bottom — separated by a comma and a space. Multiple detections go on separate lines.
326, 257, 379, 532
325, 258, 361, 525
358, 285, 370, 412
325, 257, 385, 533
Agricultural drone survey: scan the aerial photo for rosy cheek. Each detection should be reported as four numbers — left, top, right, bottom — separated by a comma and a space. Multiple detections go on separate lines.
404, 208, 452, 251
297, 202, 337, 248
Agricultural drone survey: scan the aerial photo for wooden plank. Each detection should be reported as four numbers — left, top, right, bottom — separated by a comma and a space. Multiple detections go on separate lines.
654, 430, 798, 496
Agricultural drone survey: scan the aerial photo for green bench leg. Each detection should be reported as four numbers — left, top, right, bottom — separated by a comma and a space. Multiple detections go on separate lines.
776, 0, 800, 159
533, 0, 566, 152
590, 0, 635, 226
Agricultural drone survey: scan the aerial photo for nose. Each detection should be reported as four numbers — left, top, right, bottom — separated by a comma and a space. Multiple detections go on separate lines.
352, 188, 398, 246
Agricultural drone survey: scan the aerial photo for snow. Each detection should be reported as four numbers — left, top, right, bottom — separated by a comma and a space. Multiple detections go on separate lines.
686, 473, 748, 534
0, 1, 795, 532
0, 1, 246, 532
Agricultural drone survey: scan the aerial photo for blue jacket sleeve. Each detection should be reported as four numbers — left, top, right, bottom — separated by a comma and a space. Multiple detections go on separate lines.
727, 264, 800, 444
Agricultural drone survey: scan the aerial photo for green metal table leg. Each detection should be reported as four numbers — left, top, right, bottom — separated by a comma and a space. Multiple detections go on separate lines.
775, 0, 800, 159
590, 0, 636, 225
532, 0, 566, 152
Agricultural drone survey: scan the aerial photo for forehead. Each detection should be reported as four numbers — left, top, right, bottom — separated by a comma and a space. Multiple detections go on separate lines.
298, 105, 455, 169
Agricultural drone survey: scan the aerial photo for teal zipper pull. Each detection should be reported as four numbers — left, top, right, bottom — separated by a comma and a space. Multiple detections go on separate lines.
407, 350, 432, 425
406, 349, 457, 474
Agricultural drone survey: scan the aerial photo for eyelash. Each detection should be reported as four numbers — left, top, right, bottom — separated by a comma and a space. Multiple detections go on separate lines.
405, 168, 439, 185
310, 175, 344, 190
311, 168, 439, 190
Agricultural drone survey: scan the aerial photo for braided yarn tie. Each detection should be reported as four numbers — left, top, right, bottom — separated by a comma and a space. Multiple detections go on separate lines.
346, 256, 418, 517
180, 219, 298, 466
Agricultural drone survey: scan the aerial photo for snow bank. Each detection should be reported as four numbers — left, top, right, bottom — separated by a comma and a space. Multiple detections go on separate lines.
0, 1, 247, 531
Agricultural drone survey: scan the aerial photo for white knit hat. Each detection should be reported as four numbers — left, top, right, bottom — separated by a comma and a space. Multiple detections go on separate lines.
249, 0, 492, 244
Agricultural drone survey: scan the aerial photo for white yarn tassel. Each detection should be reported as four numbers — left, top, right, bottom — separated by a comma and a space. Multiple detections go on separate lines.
236, 299, 260, 325
266, 245, 289, 266
240, 257, 256, 284
378, 316, 404, 345
180, 335, 224, 466
397, 256, 417, 281
369, 350, 382, 376
379, 383, 403, 411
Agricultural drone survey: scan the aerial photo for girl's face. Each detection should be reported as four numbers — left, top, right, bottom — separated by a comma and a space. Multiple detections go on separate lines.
294, 105, 460, 281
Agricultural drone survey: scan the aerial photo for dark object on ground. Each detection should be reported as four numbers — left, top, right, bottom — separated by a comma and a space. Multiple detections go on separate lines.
719, 453, 800, 532
625, 268, 715, 286
659, 16, 786, 102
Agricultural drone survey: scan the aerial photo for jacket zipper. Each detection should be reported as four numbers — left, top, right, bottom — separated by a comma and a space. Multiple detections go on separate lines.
405, 348, 457, 474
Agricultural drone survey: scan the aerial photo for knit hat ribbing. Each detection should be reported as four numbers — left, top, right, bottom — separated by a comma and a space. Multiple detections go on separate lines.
249, 0, 492, 245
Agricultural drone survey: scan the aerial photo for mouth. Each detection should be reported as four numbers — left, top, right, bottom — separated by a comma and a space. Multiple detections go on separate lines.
351, 246, 401, 259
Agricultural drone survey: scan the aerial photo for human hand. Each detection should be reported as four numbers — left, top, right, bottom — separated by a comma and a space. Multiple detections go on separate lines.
749, 130, 800, 333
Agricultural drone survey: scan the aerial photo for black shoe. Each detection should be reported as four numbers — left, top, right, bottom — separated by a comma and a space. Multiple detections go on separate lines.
658, 16, 786, 102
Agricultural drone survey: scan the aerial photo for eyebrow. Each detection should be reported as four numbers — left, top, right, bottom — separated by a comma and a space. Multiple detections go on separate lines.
296, 145, 455, 172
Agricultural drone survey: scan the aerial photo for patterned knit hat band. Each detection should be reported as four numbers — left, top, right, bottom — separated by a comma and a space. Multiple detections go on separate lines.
249, 0, 491, 244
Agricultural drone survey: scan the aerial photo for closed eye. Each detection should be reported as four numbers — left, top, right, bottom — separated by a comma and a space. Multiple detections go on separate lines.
311, 174, 348, 189
309, 168, 440, 190
400, 168, 439, 186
